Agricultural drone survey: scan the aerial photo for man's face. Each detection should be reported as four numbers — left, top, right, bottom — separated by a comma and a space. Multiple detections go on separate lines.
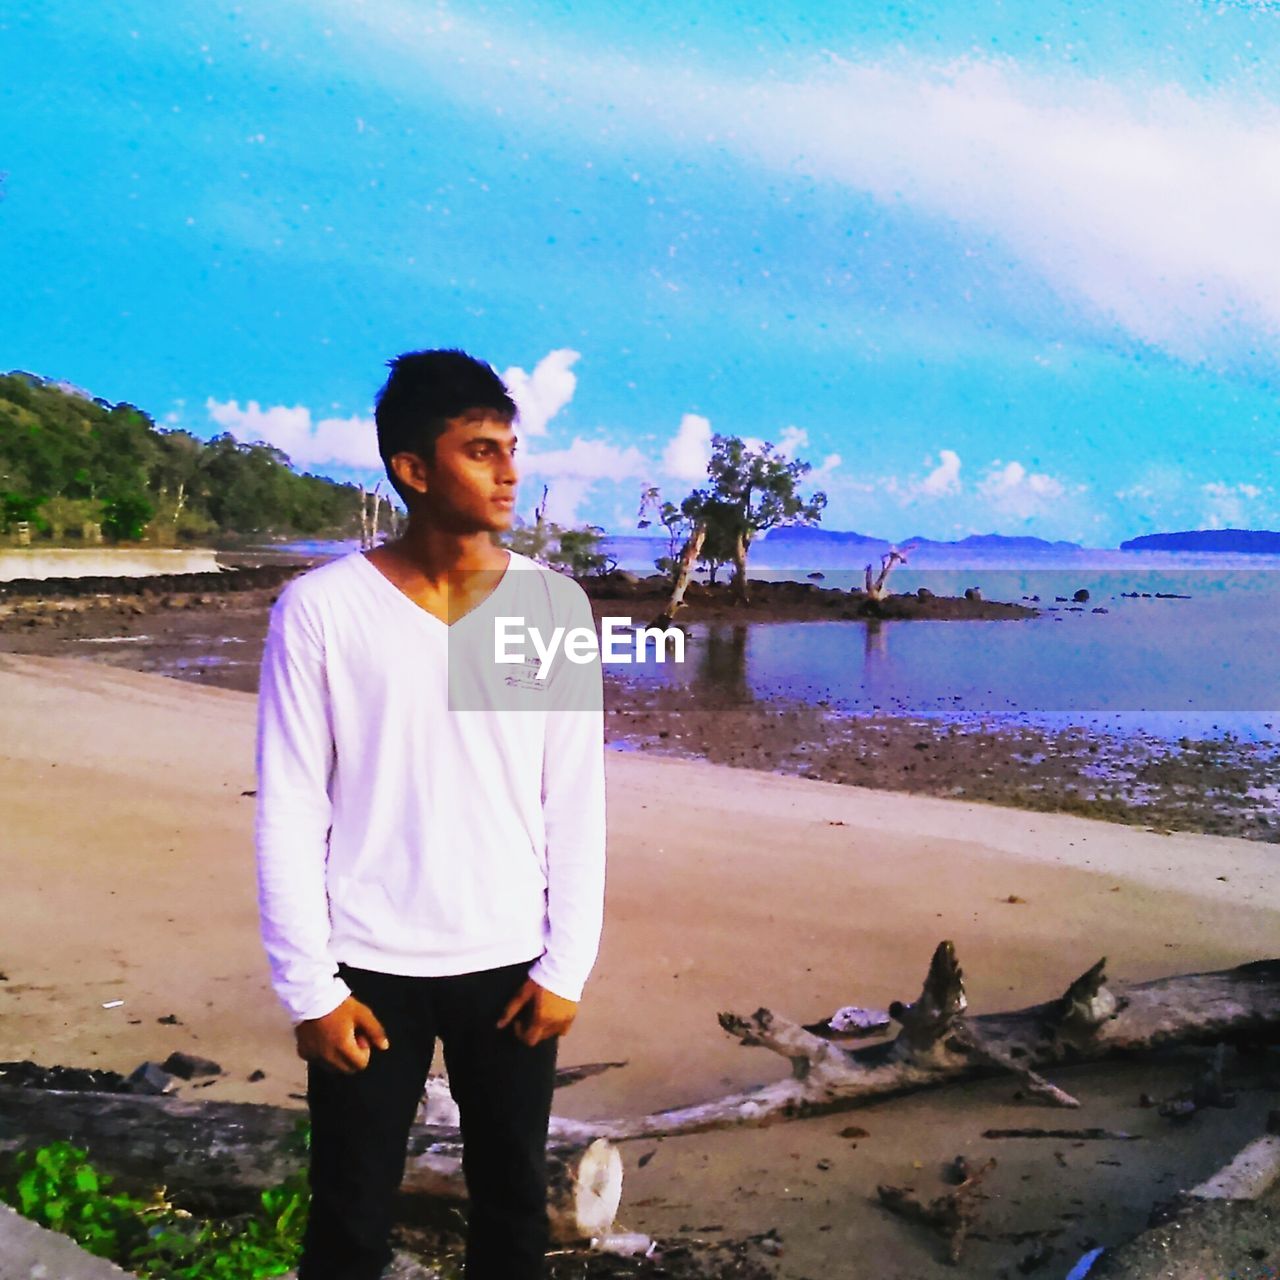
396, 411, 519, 532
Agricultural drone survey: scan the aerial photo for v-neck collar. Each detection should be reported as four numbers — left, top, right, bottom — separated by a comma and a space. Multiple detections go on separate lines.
355, 548, 515, 630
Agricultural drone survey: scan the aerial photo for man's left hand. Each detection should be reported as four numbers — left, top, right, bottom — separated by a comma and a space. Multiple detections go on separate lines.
497, 978, 577, 1046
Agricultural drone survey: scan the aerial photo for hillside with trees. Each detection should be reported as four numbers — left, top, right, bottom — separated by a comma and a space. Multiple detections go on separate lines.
0, 372, 366, 545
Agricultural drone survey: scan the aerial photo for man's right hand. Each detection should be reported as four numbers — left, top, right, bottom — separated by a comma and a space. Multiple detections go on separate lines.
295, 996, 390, 1074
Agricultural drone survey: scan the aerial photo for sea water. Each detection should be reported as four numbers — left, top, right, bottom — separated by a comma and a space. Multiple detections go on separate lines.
269, 537, 1280, 742
603, 538, 1280, 743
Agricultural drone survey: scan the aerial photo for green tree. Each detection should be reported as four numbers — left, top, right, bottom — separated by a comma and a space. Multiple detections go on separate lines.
688, 434, 826, 603
503, 486, 613, 577
36, 495, 102, 540
100, 493, 155, 542
637, 485, 693, 581
0, 371, 369, 545
91, 404, 161, 500
682, 494, 740, 586
550, 524, 612, 577
2, 491, 49, 534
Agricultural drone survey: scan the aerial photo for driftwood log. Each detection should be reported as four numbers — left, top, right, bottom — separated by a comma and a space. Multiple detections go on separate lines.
539, 945, 1280, 1143
3, 947, 1276, 1240
0, 1089, 622, 1244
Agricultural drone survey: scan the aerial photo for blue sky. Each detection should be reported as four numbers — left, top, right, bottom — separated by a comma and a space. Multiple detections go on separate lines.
3, 1, 1279, 544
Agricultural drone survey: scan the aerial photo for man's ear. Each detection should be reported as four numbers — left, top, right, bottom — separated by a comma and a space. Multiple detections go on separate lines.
389, 451, 430, 501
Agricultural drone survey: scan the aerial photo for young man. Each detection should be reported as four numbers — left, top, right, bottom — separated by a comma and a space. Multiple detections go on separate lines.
254, 349, 606, 1280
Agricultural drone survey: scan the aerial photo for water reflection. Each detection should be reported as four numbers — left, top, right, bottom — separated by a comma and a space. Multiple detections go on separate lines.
618, 596, 1279, 741
696, 624, 751, 704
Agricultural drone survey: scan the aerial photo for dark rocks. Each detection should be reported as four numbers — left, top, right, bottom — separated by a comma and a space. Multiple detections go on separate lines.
127, 1062, 177, 1095
0, 564, 306, 601
964, 586, 982, 602
1073, 588, 1090, 603
161, 1050, 223, 1080
0, 1060, 130, 1092
917, 586, 935, 601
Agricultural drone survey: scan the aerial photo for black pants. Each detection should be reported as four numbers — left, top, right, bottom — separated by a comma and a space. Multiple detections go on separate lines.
297, 960, 558, 1280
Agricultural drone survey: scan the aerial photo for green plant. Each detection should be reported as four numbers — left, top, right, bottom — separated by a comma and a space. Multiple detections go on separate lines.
34, 494, 103, 540
100, 492, 155, 541
1, 1141, 309, 1280
2, 490, 50, 534
133, 1171, 309, 1280
549, 524, 611, 577
3, 1140, 159, 1259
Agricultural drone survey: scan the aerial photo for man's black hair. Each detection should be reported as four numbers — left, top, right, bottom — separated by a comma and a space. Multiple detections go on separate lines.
374, 349, 517, 504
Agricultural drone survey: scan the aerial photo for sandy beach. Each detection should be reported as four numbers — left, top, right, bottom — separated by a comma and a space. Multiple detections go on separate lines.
2, 650, 1278, 1277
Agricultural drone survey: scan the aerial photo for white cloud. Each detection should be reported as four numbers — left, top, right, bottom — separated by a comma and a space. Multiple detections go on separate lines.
1115, 468, 1273, 532
814, 452, 842, 477
519, 437, 650, 523
502, 349, 579, 437
1201, 480, 1266, 528
662, 413, 712, 480
337, 5, 1280, 363
726, 61, 1280, 362
856, 449, 1084, 532
741, 425, 810, 457
977, 459, 1071, 521
919, 449, 962, 496
521, 438, 649, 482
776, 425, 809, 458
882, 449, 963, 503
205, 398, 381, 470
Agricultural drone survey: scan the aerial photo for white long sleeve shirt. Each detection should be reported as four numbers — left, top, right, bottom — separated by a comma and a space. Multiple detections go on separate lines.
254, 548, 606, 1025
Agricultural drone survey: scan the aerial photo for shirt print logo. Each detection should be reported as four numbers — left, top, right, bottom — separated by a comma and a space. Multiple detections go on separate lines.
502, 658, 549, 692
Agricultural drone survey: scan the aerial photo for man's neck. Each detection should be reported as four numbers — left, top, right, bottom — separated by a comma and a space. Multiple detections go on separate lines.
380, 519, 508, 586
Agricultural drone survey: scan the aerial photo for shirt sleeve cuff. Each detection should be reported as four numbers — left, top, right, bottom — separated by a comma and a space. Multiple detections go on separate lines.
287, 975, 353, 1026
527, 957, 585, 1004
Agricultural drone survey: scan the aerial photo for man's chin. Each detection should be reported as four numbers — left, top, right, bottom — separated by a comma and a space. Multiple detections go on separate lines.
416, 506, 515, 536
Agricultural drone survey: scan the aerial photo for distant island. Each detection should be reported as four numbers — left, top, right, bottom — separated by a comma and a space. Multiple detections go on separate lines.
763, 526, 886, 545
903, 533, 1083, 552
1119, 529, 1280, 554
764, 527, 1082, 552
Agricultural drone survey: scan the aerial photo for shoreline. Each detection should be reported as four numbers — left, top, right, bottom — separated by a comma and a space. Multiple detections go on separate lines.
0, 575, 1275, 844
